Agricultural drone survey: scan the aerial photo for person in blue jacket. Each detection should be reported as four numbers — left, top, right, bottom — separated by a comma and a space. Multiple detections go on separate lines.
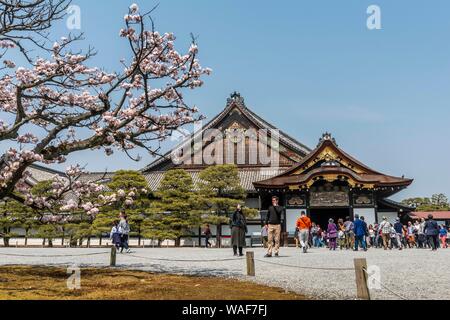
353, 214, 367, 251
424, 214, 440, 251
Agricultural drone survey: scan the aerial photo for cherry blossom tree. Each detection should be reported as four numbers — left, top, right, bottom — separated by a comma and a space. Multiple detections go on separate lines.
0, 1, 211, 212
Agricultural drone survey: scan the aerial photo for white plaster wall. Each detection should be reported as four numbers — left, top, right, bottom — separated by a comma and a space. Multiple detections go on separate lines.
354, 208, 376, 226
286, 209, 300, 234
379, 211, 398, 224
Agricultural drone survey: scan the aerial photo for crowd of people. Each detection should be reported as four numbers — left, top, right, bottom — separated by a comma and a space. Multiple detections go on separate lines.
110, 196, 448, 257
260, 196, 448, 257
294, 215, 449, 252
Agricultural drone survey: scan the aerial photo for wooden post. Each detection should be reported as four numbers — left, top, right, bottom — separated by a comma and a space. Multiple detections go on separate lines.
354, 258, 370, 300
110, 246, 117, 267
246, 251, 255, 276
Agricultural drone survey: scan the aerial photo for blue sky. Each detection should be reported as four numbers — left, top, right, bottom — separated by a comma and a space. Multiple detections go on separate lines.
27, 0, 450, 200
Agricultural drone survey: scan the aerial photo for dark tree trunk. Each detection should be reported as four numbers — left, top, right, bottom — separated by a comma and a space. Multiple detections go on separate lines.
175, 237, 181, 247
99, 236, 102, 246
138, 226, 141, 246
216, 224, 222, 248
3, 227, 10, 247
48, 239, 53, 247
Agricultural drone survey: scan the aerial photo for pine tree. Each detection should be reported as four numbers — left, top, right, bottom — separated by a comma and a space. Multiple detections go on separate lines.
92, 170, 150, 246
198, 164, 250, 248
0, 199, 34, 247
143, 169, 201, 247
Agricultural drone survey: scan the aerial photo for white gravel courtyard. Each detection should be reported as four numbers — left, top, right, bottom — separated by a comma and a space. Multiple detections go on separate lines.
0, 247, 449, 300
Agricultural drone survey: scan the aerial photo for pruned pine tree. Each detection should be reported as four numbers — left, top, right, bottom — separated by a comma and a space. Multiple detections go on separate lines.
198, 165, 248, 248
0, 198, 35, 247
144, 169, 201, 247
92, 170, 150, 246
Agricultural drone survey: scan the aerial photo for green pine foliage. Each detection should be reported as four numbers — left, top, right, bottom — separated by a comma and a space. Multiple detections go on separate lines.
198, 164, 246, 224
143, 169, 201, 246
197, 164, 257, 246
92, 170, 150, 245
0, 199, 35, 247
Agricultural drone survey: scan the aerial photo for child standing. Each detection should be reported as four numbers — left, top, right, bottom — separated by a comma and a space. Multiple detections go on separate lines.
110, 220, 121, 250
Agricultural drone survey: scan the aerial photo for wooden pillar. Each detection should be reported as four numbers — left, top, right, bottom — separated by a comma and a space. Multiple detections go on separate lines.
110, 246, 117, 267
246, 252, 255, 276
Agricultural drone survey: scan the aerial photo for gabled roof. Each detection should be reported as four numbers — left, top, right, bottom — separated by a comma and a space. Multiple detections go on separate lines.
253, 133, 413, 191
141, 92, 311, 172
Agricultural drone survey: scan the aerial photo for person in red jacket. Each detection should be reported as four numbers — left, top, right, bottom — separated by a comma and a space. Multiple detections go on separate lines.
296, 211, 312, 253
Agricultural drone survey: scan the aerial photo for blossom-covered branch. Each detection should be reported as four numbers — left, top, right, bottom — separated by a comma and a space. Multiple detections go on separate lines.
0, 2, 211, 210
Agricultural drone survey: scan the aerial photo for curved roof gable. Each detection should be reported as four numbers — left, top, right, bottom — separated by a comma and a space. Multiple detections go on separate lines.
142, 92, 311, 172
253, 133, 413, 190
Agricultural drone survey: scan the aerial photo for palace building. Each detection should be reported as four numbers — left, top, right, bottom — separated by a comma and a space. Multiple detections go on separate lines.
253, 132, 414, 233
141, 92, 311, 211
140, 92, 414, 236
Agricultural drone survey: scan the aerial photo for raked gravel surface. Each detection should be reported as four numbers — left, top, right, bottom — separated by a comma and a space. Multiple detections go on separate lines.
0, 247, 449, 300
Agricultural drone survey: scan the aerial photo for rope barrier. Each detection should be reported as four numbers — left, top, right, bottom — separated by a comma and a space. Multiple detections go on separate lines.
0, 251, 109, 258
362, 267, 408, 300
255, 258, 355, 271
127, 253, 243, 263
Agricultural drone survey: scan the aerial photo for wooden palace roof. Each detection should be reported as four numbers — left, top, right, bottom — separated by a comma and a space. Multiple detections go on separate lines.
142, 92, 311, 172
139, 92, 312, 192
253, 133, 413, 194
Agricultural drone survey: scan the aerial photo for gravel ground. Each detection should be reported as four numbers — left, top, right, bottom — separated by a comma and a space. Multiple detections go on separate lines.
0, 247, 448, 300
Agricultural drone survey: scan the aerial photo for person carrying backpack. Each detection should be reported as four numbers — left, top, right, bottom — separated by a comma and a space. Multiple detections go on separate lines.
343, 216, 354, 250
378, 217, 392, 250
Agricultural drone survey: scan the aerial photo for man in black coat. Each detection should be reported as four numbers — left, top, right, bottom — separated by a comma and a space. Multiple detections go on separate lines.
230, 204, 247, 256
264, 196, 285, 258
424, 214, 440, 251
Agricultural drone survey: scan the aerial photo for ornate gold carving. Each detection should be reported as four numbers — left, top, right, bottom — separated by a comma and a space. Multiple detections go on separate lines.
225, 122, 247, 144
291, 146, 366, 175
354, 194, 373, 205
287, 195, 304, 206
310, 192, 349, 207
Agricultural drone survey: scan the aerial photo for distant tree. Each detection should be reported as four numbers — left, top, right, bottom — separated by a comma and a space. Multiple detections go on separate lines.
431, 194, 448, 207
198, 165, 249, 248
402, 194, 449, 211
144, 169, 201, 247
